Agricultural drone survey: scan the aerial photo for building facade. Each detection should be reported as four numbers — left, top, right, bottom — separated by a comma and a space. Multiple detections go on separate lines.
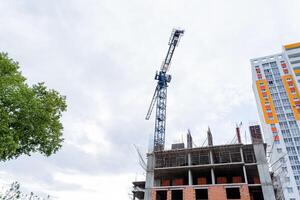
135, 128, 276, 200
251, 42, 300, 199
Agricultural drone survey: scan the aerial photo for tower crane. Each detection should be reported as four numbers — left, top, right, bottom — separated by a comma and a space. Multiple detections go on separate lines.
145, 29, 184, 151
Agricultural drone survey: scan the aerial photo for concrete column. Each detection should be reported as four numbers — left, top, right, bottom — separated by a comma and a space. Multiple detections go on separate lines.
189, 170, 193, 185
145, 153, 155, 200
240, 147, 245, 162
209, 149, 215, 185
243, 165, 248, 184
211, 168, 215, 184
253, 144, 276, 200
209, 150, 214, 164
188, 153, 193, 185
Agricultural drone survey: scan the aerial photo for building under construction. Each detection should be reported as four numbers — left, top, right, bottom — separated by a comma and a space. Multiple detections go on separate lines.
133, 29, 277, 200
132, 125, 276, 200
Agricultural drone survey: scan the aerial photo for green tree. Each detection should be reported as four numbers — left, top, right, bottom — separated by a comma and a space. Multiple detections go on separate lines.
0, 53, 67, 161
0, 182, 51, 200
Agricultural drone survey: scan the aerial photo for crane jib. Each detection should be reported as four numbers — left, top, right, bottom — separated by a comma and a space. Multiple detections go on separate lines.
145, 28, 184, 151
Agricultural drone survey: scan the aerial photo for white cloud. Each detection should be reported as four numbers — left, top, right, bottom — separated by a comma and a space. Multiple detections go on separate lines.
0, 0, 300, 199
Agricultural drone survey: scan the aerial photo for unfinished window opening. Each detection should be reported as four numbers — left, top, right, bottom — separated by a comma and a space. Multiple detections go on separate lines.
215, 166, 244, 184
154, 152, 188, 168
196, 189, 208, 200
192, 168, 212, 185
154, 169, 188, 186
171, 190, 183, 200
246, 165, 260, 184
249, 186, 264, 200
226, 188, 240, 199
243, 146, 256, 163
191, 150, 210, 165
156, 190, 167, 200
212, 147, 241, 164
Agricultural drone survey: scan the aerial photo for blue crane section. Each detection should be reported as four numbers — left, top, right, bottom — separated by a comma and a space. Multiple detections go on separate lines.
145, 29, 184, 151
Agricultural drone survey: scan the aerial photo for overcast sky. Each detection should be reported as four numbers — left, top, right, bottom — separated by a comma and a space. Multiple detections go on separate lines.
0, 0, 300, 199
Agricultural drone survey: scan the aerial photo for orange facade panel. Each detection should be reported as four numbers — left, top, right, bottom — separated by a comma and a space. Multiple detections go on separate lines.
271, 127, 277, 133
216, 177, 227, 184
172, 179, 183, 186
291, 87, 296, 93
281, 75, 300, 120
284, 42, 300, 50
232, 176, 242, 183
294, 69, 300, 75
253, 176, 261, 184
161, 179, 170, 186
256, 80, 278, 124
197, 177, 207, 185
274, 135, 280, 141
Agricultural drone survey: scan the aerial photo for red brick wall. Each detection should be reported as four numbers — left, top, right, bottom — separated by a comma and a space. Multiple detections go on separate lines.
240, 185, 251, 200
167, 190, 171, 200
151, 185, 250, 200
151, 190, 156, 200
208, 186, 227, 200
183, 187, 195, 200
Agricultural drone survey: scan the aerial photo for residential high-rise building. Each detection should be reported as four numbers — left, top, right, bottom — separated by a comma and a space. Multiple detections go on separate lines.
251, 42, 300, 199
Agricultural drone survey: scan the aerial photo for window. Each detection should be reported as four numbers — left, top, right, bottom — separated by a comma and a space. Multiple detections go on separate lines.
294, 137, 300, 145
286, 113, 295, 120
263, 63, 270, 68
279, 122, 289, 129
278, 114, 286, 121
195, 189, 208, 200
278, 86, 285, 92
285, 177, 290, 182
282, 167, 287, 172
289, 121, 298, 128
282, 130, 291, 137
287, 187, 293, 193
291, 60, 300, 65
226, 188, 240, 199
171, 190, 183, 200
288, 53, 300, 59
156, 191, 167, 200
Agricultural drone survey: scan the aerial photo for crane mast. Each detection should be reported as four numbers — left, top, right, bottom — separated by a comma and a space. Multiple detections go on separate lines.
146, 29, 184, 151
